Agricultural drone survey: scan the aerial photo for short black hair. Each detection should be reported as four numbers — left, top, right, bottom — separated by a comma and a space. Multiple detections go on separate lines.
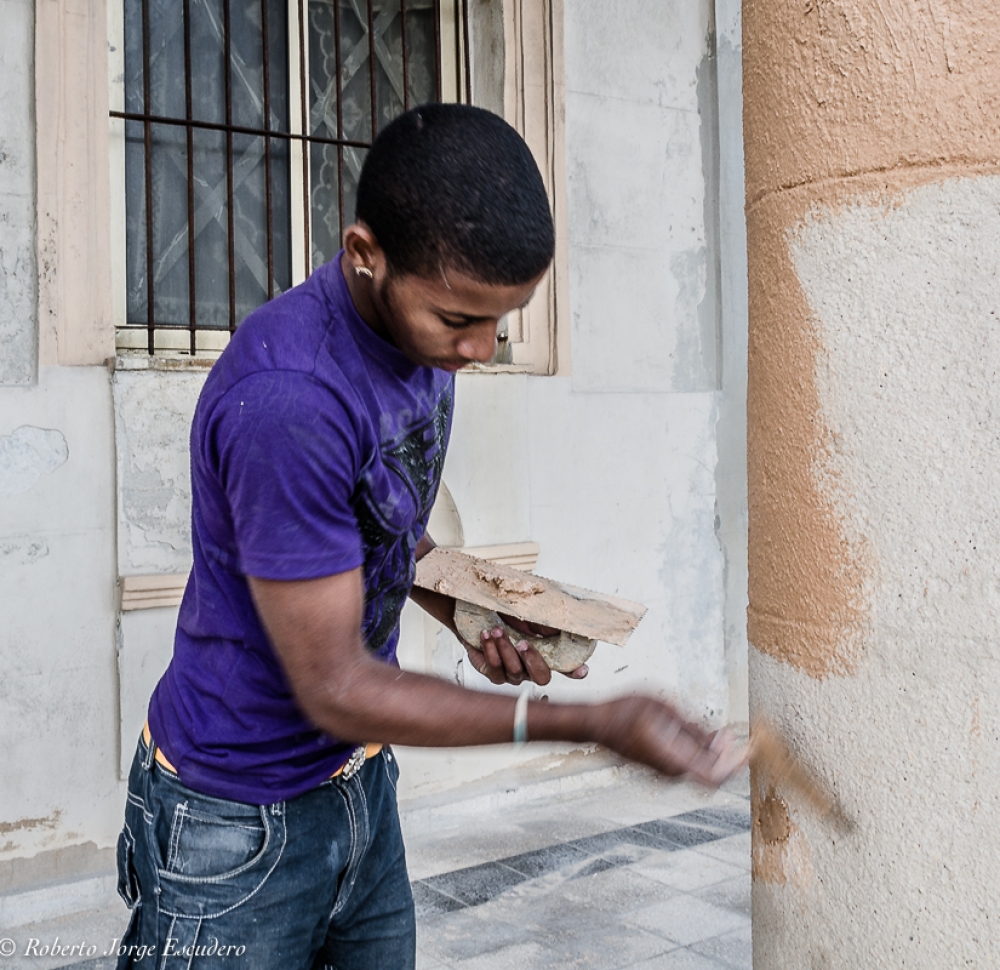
355, 104, 555, 285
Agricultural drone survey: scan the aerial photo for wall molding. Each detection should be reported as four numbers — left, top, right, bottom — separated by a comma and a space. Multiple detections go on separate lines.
120, 574, 188, 611
119, 542, 542, 612
461, 541, 540, 571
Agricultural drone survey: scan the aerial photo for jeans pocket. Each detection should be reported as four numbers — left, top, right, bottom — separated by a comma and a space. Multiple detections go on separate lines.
161, 801, 269, 882
151, 778, 286, 919
116, 821, 140, 908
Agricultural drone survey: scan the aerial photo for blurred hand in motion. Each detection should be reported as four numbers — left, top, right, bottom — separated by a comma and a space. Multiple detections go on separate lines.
599, 695, 747, 787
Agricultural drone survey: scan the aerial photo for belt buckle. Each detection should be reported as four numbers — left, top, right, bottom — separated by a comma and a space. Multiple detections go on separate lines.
341, 745, 367, 781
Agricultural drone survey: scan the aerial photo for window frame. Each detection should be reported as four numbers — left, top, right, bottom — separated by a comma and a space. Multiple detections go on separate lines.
494, 0, 569, 375
108, 0, 466, 357
34, 0, 565, 373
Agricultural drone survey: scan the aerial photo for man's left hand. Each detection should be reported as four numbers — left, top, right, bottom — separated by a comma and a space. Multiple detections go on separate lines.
463, 614, 590, 686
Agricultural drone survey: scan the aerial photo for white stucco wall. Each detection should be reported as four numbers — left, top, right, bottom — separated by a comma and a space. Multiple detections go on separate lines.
0, 0, 36, 386
396, 0, 747, 795
713, 0, 749, 722
752, 175, 1000, 968
530, 0, 735, 718
1, 2, 124, 882
1, 0, 750, 906
0, 367, 121, 862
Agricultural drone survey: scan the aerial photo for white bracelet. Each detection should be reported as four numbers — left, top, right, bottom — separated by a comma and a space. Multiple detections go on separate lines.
513, 688, 531, 747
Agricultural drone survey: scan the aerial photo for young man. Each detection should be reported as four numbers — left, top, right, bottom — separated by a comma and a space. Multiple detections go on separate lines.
116, 104, 743, 970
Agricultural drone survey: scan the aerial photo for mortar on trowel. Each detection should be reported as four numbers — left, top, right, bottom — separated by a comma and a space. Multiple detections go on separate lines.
413, 549, 647, 673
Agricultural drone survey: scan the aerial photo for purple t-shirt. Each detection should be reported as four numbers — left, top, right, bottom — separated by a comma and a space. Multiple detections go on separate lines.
148, 255, 454, 804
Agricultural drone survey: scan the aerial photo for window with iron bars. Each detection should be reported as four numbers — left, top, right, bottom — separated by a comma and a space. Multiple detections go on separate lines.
109, 0, 470, 356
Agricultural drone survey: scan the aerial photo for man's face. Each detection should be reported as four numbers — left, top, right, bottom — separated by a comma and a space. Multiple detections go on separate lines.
372, 266, 545, 372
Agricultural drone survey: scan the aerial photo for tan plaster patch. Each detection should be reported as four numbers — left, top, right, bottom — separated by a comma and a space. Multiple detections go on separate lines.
752, 774, 814, 886
744, 0, 1000, 678
746, 168, 1000, 678
744, 0, 1000, 206
757, 787, 792, 845
746, 186, 870, 678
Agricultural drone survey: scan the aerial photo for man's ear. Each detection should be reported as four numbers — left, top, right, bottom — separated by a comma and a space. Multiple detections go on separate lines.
343, 223, 385, 278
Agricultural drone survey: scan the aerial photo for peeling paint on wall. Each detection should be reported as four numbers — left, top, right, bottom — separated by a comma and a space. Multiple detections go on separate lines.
113, 369, 208, 574
0, 535, 49, 564
0, 811, 62, 837
0, 0, 38, 386
0, 426, 69, 496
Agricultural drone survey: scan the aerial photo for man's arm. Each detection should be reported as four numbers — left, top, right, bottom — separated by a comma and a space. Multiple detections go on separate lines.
248, 569, 744, 785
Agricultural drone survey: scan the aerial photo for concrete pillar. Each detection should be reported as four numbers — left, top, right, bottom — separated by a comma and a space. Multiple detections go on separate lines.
744, 2, 1000, 965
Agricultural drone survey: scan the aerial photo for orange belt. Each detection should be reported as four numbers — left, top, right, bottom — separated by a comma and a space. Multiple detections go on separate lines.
142, 722, 382, 780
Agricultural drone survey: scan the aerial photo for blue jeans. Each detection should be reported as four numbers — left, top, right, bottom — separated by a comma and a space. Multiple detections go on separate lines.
115, 735, 415, 969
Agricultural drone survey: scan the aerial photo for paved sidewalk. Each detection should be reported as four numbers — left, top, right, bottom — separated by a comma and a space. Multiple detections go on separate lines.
402, 760, 751, 970
2, 757, 751, 970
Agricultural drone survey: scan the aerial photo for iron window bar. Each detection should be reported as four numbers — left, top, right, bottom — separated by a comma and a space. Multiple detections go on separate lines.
115, 0, 469, 357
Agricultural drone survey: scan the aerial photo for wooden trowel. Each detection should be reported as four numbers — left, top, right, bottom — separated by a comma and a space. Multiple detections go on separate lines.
748, 719, 853, 830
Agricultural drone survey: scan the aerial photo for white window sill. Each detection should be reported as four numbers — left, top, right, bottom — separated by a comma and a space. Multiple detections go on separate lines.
112, 353, 538, 376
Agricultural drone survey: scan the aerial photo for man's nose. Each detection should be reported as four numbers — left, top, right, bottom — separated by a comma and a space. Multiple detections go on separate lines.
456, 322, 498, 363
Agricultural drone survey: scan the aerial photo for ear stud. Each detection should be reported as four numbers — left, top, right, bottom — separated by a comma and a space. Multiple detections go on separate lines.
355, 266, 374, 279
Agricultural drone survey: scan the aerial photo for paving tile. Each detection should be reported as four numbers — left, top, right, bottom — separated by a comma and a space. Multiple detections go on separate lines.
420, 861, 528, 907
626, 894, 747, 947
470, 880, 604, 931
480, 894, 676, 969
498, 840, 590, 878
539, 921, 677, 970
412, 880, 469, 919
693, 875, 751, 917
632, 848, 745, 892
632, 818, 726, 850
416, 948, 451, 970
633, 946, 729, 969
693, 832, 751, 869
417, 908, 529, 963
570, 852, 637, 879
507, 812, 626, 846
673, 807, 750, 836
404, 826, 557, 881
567, 825, 672, 855
689, 924, 752, 970
560, 863, 677, 913
448, 940, 551, 970
546, 778, 718, 829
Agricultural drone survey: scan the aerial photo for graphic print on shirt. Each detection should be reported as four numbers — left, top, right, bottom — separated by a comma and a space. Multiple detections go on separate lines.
354, 383, 454, 654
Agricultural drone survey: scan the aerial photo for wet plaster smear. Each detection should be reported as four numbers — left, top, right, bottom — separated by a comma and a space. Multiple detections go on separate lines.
743, 1, 1000, 966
